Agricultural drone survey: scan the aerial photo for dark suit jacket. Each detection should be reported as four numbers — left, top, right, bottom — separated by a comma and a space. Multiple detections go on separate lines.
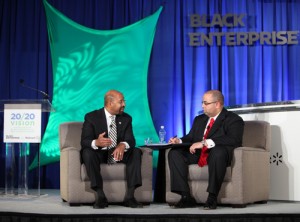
181, 108, 244, 164
81, 108, 136, 150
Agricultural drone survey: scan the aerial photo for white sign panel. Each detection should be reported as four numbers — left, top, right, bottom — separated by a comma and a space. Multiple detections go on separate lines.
4, 104, 42, 143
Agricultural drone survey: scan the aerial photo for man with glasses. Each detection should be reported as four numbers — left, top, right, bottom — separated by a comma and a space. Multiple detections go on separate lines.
81, 89, 143, 209
168, 90, 244, 209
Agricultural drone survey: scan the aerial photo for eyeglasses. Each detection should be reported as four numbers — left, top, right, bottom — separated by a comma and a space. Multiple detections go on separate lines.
202, 101, 217, 106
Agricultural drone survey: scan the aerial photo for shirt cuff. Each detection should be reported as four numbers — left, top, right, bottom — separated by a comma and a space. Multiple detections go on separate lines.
91, 140, 99, 150
205, 139, 215, 149
91, 140, 129, 151
121, 142, 129, 151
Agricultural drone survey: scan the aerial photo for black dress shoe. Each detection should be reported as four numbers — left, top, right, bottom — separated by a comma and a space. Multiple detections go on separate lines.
173, 196, 197, 208
124, 198, 143, 208
93, 198, 108, 209
203, 199, 217, 210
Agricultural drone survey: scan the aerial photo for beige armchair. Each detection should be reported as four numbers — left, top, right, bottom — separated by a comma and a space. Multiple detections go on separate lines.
59, 121, 153, 206
165, 120, 271, 208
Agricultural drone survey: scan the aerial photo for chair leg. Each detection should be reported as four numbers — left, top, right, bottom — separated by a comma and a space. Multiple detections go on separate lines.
168, 202, 176, 207
62, 198, 81, 206
69, 203, 81, 207
255, 200, 268, 204
142, 202, 151, 206
231, 204, 247, 208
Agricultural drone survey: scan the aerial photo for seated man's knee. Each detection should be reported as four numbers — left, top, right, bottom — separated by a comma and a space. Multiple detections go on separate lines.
133, 148, 142, 155
130, 148, 142, 161
209, 147, 228, 162
168, 148, 181, 162
82, 148, 95, 162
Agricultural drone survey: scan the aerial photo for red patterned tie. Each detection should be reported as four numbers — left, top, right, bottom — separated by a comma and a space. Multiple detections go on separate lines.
198, 118, 215, 167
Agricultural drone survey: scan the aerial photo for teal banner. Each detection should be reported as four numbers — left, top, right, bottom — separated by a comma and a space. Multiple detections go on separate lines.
30, 0, 162, 169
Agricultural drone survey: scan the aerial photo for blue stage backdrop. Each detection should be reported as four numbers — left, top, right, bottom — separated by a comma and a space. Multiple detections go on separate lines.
0, 0, 299, 188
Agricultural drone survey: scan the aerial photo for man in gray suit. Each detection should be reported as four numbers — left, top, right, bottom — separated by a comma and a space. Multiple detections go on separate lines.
168, 90, 244, 209
81, 89, 142, 209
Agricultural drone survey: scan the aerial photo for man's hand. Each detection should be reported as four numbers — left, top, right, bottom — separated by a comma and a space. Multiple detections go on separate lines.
112, 143, 126, 161
168, 137, 180, 144
95, 132, 112, 147
189, 142, 204, 154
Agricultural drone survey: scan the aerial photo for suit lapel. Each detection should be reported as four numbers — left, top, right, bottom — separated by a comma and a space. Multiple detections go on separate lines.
207, 108, 227, 137
116, 115, 127, 137
200, 116, 209, 137
95, 108, 109, 136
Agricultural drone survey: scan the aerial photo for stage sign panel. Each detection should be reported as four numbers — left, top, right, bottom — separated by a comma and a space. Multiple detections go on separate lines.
4, 104, 42, 143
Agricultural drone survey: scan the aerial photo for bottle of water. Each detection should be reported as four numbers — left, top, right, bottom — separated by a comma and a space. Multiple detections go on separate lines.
159, 125, 166, 143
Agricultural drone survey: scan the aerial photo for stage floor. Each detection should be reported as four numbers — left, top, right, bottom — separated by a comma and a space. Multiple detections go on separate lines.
0, 189, 300, 215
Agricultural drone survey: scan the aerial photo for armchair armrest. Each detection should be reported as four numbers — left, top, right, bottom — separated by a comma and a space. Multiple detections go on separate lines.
227, 146, 270, 203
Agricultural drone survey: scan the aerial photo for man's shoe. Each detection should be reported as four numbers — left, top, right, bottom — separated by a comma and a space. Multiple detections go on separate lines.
124, 198, 143, 208
93, 198, 108, 209
203, 199, 217, 210
173, 196, 197, 208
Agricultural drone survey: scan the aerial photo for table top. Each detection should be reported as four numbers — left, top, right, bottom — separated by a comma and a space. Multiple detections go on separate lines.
140, 143, 192, 150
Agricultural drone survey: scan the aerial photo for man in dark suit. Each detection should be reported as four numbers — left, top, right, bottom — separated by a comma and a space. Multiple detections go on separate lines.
81, 89, 143, 209
168, 90, 244, 209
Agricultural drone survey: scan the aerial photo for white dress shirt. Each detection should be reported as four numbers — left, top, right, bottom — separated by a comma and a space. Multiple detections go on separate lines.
91, 108, 129, 150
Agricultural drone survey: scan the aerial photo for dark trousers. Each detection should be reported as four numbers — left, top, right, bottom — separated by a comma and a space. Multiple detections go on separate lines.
168, 146, 229, 196
81, 148, 142, 191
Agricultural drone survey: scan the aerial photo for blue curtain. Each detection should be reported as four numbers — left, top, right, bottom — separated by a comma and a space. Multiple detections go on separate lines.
1, 0, 299, 188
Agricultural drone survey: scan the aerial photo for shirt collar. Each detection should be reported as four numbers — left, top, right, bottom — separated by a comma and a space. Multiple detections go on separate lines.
104, 108, 114, 117
210, 110, 221, 121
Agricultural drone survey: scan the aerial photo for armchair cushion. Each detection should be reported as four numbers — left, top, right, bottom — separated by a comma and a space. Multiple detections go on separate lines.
81, 164, 126, 181
188, 165, 231, 182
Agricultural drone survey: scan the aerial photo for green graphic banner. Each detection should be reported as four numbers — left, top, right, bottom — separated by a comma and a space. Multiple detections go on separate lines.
30, 0, 162, 169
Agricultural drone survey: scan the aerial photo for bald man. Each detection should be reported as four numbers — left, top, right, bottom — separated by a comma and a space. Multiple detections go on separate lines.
81, 90, 142, 209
